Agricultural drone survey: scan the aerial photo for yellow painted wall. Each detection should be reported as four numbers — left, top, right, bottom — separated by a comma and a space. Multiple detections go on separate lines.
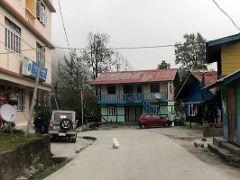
26, 0, 36, 14
221, 42, 240, 76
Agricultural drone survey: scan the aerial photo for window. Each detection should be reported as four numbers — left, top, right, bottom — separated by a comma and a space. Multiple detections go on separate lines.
5, 18, 21, 54
108, 107, 116, 115
36, 43, 45, 65
17, 92, 25, 112
36, 0, 48, 26
150, 84, 159, 93
144, 115, 151, 119
108, 86, 116, 94
137, 85, 142, 93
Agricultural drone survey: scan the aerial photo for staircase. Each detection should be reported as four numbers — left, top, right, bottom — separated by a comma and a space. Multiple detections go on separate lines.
141, 100, 157, 114
208, 137, 240, 165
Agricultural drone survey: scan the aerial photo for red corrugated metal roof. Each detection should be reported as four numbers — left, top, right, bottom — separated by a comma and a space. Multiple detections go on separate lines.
192, 71, 218, 94
192, 71, 217, 86
91, 69, 178, 85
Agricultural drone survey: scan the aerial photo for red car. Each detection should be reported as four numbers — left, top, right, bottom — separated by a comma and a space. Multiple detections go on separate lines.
138, 114, 172, 128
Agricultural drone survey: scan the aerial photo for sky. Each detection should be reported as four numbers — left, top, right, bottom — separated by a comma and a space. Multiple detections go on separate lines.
51, 0, 240, 70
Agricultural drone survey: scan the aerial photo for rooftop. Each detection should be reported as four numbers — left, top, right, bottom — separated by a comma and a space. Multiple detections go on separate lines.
91, 69, 178, 85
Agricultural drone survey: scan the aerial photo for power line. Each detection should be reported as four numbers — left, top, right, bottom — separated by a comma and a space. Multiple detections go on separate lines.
0, 23, 59, 71
55, 43, 181, 51
57, 0, 70, 48
211, 0, 240, 32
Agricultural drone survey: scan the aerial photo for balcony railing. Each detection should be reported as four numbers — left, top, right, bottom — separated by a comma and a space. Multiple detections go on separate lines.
97, 92, 168, 104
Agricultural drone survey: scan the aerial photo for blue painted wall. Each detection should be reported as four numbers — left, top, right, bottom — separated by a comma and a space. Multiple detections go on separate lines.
221, 88, 228, 140
184, 77, 214, 103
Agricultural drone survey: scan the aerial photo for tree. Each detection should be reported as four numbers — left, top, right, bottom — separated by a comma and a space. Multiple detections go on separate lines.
56, 50, 100, 119
157, 60, 170, 69
175, 33, 207, 71
84, 32, 114, 79
114, 51, 133, 71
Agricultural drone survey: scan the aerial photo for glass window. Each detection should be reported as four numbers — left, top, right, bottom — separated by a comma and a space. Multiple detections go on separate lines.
36, 0, 48, 26
108, 107, 116, 115
150, 84, 160, 93
137, 85, 142, 93
108, 86, 116, 94
17, 92, 25, 112
144, 115, 152, 119
5, 18, 21, 54
36, 43, 45, 65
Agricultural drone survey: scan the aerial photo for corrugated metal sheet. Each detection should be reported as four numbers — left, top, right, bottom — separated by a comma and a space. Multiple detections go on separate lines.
91, 69, 177, 85
192, 71, 217, 86
192, 71, 218, 94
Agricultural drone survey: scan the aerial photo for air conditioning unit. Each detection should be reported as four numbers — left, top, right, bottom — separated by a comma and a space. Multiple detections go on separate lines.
21, 58, 33, 76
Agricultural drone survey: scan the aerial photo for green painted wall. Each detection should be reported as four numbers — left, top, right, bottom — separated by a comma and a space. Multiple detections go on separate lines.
116, 107, 125, 122
100, 106, 125, 122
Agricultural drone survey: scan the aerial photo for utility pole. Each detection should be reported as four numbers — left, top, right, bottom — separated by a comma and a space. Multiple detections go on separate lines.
80, 86, 84, 132
25, 60, 42, 136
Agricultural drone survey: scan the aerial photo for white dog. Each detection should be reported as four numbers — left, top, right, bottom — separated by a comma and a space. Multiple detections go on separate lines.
112, 138, 120, 149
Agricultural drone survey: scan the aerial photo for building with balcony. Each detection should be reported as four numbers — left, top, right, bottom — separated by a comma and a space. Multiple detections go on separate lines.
0, 0, 55, 124
91, 69, 179, 123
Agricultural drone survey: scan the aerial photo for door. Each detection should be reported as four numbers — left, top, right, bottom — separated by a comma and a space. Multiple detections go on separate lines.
227, 87, 237, 143
129, 106, 136, 122
124, 85, 133, 101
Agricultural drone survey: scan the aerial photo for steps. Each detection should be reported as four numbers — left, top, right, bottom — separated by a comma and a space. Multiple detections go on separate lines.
208, 137, 240, 164
141, 100, 156, 114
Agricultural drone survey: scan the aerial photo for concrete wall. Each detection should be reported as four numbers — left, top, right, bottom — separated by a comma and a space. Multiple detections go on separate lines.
0, 4, 52, 85
0, 0, 54, 124
0, 135, 52, 180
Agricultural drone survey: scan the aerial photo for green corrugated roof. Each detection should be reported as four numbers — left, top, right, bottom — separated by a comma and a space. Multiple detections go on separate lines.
207, 33, 240, 47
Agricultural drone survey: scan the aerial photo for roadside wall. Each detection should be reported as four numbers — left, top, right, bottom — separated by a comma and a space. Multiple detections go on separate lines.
0, 135, 52, 180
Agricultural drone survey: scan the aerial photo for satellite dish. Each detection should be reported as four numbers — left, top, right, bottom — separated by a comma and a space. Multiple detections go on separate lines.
0, 104, 16, 122
155, 93, 161, 100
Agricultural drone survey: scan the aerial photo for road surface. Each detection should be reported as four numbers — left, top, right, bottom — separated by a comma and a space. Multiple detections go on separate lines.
45, 128, 239, 180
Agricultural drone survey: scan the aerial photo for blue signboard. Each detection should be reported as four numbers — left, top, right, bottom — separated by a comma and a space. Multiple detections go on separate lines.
30, 62, 48, 81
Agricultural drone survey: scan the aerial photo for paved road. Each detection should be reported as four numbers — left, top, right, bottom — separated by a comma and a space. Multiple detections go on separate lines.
50, 136, 93, 159
45, 128, 239, 180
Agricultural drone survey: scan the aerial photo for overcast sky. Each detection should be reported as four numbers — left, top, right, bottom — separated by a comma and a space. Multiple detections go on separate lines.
52, 0, 240, 70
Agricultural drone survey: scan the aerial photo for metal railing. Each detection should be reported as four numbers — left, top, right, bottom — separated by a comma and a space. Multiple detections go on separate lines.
97, 92, 168, 104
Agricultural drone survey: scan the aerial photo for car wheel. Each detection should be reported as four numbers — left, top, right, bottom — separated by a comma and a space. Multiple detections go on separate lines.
167, 122, 172, 127
60, 119, 72, 131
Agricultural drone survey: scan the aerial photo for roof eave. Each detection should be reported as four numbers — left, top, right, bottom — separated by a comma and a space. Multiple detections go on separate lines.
206, 33, 240, 63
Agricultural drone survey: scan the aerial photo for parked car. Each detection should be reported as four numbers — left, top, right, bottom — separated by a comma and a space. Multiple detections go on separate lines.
138, 114, 172, 128
48, 110, 77, 143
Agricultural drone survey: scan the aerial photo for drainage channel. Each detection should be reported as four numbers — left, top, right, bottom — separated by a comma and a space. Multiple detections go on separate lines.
32, 136, 96, 180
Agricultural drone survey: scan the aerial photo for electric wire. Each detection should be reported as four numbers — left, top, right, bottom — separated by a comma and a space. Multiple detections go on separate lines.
211, 0, 240, 32
57, 0, 70, 49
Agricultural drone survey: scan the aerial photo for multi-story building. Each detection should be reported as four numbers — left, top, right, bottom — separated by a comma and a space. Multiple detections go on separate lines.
0, 0, 55, 124
91, 69, 179, 123
206, 33, 240, 145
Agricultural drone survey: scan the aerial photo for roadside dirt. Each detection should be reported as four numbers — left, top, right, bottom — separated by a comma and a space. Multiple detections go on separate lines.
148, 125, 240, 179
